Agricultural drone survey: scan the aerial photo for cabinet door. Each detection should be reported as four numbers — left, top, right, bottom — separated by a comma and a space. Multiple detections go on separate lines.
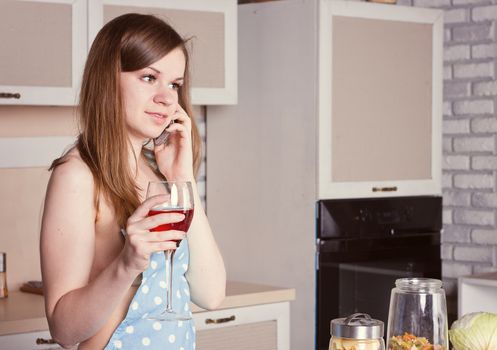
0, 0, 87, 106
318, 0, 443, 199
194, 303, 290, 350
88, 0, 237, 105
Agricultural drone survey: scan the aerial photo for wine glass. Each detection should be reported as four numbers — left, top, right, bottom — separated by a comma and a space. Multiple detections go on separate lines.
146, 181, 194, 321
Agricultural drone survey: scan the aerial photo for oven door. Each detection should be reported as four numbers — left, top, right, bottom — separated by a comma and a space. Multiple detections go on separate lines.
316, 234, 441, 350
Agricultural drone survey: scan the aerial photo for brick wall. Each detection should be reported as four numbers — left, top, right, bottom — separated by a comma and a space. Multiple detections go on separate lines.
397, 0, 497, 315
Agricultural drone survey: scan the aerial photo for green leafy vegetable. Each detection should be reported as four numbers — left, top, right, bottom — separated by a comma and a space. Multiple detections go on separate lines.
449, 312, 497, 350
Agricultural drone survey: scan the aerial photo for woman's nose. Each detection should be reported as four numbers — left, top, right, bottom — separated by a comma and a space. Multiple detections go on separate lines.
154, 89, 176, 106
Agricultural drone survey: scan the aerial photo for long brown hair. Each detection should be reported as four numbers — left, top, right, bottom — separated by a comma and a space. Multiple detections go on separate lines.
51, 13, 201, 228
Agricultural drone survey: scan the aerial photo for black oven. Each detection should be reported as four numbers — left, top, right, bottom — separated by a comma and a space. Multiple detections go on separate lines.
315, 196, 442, 350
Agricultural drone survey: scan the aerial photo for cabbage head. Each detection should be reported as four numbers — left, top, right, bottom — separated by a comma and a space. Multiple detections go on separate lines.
449, 312, 497, 350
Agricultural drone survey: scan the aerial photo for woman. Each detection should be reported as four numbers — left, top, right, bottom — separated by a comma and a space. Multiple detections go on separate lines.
40, 13, 226, 349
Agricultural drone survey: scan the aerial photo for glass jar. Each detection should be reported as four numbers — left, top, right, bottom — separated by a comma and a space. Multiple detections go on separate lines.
330, 313, 385, 350
0, 252, 7, 298
386, 278, 448, 350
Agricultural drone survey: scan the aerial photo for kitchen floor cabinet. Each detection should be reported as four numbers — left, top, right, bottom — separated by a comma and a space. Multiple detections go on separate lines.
89, 0, 237, 106
0, 303, 289, 350
0, 300, 290, 350
194, 302, 290, 350
206, 1, 443, 349
0, 285, 294, 350
0, 0, 87, 106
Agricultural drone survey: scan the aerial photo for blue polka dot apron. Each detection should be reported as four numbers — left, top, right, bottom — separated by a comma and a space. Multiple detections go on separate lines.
104, 240, 195, 350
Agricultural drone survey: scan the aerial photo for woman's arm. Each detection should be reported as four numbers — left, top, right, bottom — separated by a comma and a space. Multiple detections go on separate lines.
41, 156, 185, 348
41, 157, 137, 348
185, 180, 226, 310
153, 104, 226, 310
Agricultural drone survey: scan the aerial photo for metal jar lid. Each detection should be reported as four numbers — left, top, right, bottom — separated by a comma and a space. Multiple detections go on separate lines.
330, 313, 384, 339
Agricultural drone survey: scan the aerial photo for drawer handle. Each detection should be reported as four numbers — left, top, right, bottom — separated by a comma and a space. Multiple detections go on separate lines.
372, 186, 398, 192
36, 338, 56, 345
0, 92, 21, 99
205, 315, 236, 324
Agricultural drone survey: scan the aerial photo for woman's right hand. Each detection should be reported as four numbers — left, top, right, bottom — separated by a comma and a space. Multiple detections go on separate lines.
120, 194, 186, 275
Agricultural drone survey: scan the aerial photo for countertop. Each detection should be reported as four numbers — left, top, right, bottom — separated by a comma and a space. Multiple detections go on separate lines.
0, 281, 295, 336
459, 271, 497, 286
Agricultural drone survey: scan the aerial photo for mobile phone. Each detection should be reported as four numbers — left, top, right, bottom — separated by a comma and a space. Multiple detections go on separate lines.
153, 128, 170, 146
154, 119, 175, 146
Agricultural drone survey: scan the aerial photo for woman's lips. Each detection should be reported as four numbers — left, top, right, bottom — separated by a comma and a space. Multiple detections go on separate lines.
146, 112, 169, 124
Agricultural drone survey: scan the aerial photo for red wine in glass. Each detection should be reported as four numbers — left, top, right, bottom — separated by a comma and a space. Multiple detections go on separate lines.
145, 181, 194, 321
148, 207, 194, 232
148, 208, 194, 244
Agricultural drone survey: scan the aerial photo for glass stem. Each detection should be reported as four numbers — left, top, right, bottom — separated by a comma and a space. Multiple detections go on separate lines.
165, 249, 175, 313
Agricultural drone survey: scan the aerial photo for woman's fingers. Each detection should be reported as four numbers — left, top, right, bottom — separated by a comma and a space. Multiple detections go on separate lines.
165, 122, 188, 135
126, 229, 184, 256
166, 105, 191, 132
127, 194, 169, 223
148, 241, 179, 251
172, 108, 191, 127
140, 212, 185, 231
145, 230, 186, 242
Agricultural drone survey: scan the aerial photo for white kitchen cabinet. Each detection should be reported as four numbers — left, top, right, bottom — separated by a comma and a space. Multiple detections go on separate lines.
0, 0, 87, 106
318, 1, 443, 199
206, 1, 443, 349
194, 302, 290, 350
458, 272, 497, 317
0, 0, 236, 106
0, 285, 293, 350
88, 0, 237, 105
0, 303, 289, 350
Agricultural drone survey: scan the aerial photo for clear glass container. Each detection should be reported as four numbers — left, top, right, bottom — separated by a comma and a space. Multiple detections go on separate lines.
330, 313, 385, 350
386, 278, 448, 350
0, 252, 7, 298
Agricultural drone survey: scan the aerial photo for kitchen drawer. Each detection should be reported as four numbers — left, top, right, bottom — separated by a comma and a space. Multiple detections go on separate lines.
0, 330, 76, 350
194, 302, 290, 350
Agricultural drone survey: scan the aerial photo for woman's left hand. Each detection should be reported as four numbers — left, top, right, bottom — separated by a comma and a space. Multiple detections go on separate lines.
154, 104, 195, 181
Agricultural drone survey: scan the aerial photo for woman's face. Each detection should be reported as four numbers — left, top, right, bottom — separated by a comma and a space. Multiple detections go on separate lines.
120, 47, 186, 143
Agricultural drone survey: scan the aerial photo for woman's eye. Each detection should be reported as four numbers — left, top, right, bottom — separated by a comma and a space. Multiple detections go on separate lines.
142, 74, 157, 83
168, 82, 182, 90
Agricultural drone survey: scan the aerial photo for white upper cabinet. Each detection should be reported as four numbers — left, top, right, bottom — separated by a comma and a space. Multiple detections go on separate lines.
0, 0, 236, 106
318, 0, 443, 199
88, 0, 237, 105
0, 0, 87, 106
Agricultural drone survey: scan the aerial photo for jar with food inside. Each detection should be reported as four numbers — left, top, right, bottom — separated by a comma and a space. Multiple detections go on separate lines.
386, 278, 448, 350
330, 313, 385, 350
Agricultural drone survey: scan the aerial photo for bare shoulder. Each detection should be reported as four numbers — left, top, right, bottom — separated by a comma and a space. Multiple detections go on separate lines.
48, 148, 94, 192
44, 148, 96, 220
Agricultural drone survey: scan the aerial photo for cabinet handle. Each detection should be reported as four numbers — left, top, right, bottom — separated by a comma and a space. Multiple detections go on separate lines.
0, 92, 21, 99
205, 315, 236, 324
36, 338, 56, 345
372, 186, 398, 192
